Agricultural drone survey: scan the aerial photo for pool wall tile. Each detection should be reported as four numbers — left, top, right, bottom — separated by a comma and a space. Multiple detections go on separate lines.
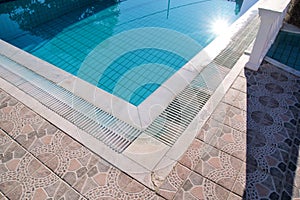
267, 31, 300, 69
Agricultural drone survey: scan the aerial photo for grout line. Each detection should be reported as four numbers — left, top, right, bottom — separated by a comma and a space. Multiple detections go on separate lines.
0, 127, 87, 200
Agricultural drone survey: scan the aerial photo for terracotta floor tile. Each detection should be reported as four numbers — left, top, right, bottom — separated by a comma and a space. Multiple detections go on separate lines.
227, 192, 242, 200
193, 145, 243, 191
174, 172, 231, 200
222, 88, 241, 105
178, 139, 208, 170
232, 162, 300, 200
197, 118, 246, 161
212, 103, 247, 133
0, 130, 83, 199
232, 76, 247, 93
158, 163, 191, 199
1, 62, 300, 199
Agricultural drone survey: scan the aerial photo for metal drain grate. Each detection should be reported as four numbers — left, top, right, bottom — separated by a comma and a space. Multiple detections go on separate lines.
214, 16, 260, 69
0, 62, 142, 153
143, 60, 231, 146
144, 87, 211, 146
144, 15, 260, 146
0, 14, 261, 150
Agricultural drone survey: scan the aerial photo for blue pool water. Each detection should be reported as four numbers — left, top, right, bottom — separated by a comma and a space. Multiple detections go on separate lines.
0, 0, 257, 105
267, 31, 300, 70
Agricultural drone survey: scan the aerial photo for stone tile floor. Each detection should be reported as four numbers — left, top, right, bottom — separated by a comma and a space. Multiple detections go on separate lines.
0, 62, 300, 199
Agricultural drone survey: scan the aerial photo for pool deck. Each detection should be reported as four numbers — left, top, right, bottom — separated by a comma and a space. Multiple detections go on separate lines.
1, 58, 300, 199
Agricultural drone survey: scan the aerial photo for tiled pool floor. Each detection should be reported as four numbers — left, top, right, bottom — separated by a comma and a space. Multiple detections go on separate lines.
1, 62, 300, 199
267, 30, 300, 70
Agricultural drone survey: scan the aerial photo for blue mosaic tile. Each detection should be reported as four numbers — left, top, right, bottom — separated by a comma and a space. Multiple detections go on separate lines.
268, 31, 300, 69
0, 0, 257, 105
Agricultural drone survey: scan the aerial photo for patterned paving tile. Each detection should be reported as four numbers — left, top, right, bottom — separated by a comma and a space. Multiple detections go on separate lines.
173, 172, 231, 200
227, 192, 243, 200
197, 118, 246, 161
158, 163, 191, 199
232, 163, 298, 200
84, 168, 158, 199
1, 60, 300, 200
0, 130, 83, 199
0, 90, 158, 200
178, 139, 208, 170
233, 91, 247, 111
178, 139, 243, 191
222, 88, 241, 105
210, 102, 229, 124
245, 68, 300, 191
193, 147, 243, 192
232, 76, 247, 93
211, 102, 247, 133
222, 86, 247, 112
246, 64, 300, 101
245, 127, 295, 173
0, 192, 8, 200
234, 63, 300, 200
291, 186, 300, 199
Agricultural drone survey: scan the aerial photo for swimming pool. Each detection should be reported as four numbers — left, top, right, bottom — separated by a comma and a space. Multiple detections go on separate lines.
267, 31, 300, 70
0, 0, 260, 185
0, 0, 257, 106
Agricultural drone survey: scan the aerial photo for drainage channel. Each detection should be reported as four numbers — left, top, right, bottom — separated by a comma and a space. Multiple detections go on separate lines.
0, 60, 142, 153
145, 15, 260, 146
0, 15, 260, 152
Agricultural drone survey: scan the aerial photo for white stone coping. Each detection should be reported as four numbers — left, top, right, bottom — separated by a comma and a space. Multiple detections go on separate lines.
0, 0, 259, 130
265, 56, 300, 77
0, 51, 251, 190
0, 35, 213, 131
258, 0, 291, 13
0, 1, 259, 189
282, 22, 300, 34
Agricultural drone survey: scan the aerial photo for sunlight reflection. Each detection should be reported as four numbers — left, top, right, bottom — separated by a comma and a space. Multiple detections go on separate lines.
211, 19, 229, 35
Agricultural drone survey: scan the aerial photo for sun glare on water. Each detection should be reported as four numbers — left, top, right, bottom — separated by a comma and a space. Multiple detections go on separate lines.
211, 19, 229, 35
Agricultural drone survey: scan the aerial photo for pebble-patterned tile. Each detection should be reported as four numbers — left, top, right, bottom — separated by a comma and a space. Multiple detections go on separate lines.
232, 76, 247, 93
179, 138, 243, 192
158, 163, 191, 199
0, 90, 158, 200
197, 118, 246, 161
173, 172, 231, 200
1, 60, 300, 200
232, 91, 247, 111
0, 130, 83, 199
222, 86, 247, 112
239, 63, 300, 200
212, 102, 247, 133
84, 168, 157, 199
245, 66, 300, 195
0, 191, 8, 200
227, 192, 243, 200
222, 88, 241, 105
178, 139, 209, 170
232, 163, 293, 200
193, 144, 243, 191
